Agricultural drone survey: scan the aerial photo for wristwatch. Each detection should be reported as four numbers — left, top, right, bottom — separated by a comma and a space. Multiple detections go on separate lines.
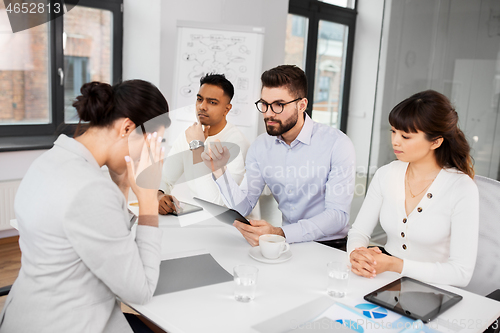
189, 139, 204, 150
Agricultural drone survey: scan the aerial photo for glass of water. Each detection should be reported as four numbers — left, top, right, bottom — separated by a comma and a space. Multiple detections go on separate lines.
233, 265, 258, 302
327, 261, 350, 298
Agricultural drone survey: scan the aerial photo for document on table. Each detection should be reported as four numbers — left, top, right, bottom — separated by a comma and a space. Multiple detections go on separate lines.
253, 296, 448, 333
153, 251, 233, 296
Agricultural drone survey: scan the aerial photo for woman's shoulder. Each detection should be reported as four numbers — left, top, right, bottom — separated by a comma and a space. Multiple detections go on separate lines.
373, 160, 406, 179
18, 146, 123, 217
442, 168, 478, 192
49, 142, 120, 196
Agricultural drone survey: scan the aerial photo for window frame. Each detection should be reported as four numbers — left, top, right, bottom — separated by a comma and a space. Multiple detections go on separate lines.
288, 0, 357, 132
0, 0, 123, 151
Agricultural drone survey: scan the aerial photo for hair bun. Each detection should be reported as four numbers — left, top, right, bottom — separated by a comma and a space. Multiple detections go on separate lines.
73, 81, 114, 125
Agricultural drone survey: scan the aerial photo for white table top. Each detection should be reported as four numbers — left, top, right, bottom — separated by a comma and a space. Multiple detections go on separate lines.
127, 210, 500, 333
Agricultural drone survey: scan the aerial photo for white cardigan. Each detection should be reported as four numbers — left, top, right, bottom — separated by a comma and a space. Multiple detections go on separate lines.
0, 135, 162, 333
347, 160, 479, 287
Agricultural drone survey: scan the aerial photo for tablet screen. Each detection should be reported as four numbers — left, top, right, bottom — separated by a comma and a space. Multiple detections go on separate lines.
193, 197, 250, 225
170, 202, 203, 216
363, 277, 463, 322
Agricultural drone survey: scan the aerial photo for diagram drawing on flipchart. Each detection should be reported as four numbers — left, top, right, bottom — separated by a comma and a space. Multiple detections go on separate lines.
173, 23, 264, 130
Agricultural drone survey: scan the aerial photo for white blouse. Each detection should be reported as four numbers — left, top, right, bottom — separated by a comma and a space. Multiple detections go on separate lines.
347, 160, 479, 287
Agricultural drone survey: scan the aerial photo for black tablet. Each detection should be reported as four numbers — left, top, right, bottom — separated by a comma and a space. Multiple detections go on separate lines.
363, 277, 463, 323
170, 201, 203, 216
193, 197, 251, 225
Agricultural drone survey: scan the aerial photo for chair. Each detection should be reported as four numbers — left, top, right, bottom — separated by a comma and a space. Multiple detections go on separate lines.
463, 175, 500, 296
461, 175, 500, 333
0, 285, 11, 297
0, 220, 18, 298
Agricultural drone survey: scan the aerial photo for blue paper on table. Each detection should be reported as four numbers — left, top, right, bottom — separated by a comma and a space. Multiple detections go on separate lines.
153, 253, 233, 296
253, 297, 439, 333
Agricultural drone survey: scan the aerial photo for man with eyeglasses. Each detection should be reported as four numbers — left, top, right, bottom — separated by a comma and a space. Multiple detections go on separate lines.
202, 65, 355, 249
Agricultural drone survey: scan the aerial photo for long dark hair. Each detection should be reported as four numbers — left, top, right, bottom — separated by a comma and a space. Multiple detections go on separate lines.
389, 90, 474, 178
72, 80, 169, 135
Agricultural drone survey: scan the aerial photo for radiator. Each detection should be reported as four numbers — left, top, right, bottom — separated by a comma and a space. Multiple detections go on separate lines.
0, 180, 21, 231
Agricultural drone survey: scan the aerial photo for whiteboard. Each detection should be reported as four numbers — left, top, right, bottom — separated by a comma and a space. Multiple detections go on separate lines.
169, 21, 265, 145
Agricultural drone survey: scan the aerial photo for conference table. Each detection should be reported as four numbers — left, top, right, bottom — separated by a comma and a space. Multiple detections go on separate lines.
126, 204, 500, 333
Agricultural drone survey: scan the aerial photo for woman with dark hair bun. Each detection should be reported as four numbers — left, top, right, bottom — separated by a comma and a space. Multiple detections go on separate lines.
0, 80, 169, 333
347, 90, 479, 287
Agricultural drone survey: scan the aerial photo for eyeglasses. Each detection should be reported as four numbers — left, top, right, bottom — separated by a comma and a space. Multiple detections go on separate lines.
255, 97, 303, 114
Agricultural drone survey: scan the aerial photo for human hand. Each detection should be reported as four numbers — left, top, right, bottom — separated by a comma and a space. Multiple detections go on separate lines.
185, 118, 209, 143
158, 192, 180, 215
233, 219, 285, 247
125, 131, 165, 216
371, 250, 403, 275
349, 247, 381, 278
200, 139, 230, 178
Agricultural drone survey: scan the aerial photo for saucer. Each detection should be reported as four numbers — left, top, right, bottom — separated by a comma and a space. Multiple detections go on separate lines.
249, 246, 292, 264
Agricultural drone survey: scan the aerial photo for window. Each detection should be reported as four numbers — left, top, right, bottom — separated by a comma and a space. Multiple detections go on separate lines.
64, 4, 113, 124
369, 0, 500, 181
285, 14, 309, 70
319, 0, 355, 9
0, 0, 122, 151
285, 0, 357, 132
0, 7, 50, 126
291, 15, 307, 37
316, 76, 330, 102
64, 56, 90, 123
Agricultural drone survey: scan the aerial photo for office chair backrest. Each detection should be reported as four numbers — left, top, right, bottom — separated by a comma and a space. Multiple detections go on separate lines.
462, 175, 500, 296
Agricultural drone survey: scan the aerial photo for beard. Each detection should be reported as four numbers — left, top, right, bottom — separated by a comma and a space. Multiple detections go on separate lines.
265, 109, 299, 137
198, 117, 209, 126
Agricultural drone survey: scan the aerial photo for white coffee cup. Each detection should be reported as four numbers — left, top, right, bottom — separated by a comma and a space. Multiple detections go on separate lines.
259, 234, 290, 259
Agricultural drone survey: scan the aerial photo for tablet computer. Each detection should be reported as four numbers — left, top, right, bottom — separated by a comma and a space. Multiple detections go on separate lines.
363, 277, 463, 323
193, 197, 251, 225
170, 201, 203, 216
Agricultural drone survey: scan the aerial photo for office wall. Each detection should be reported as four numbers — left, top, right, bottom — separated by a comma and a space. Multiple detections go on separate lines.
346, 0, 385, 174
345, 0, 386, 224
373, 0, 500, 179
122, 0, 161, 86
158, 0, 289, 137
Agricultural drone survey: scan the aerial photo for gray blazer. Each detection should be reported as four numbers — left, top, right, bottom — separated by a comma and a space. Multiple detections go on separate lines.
0, 135, 162, 333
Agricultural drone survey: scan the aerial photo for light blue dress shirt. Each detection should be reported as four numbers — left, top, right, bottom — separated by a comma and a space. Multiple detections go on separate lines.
216, 113, 356, 243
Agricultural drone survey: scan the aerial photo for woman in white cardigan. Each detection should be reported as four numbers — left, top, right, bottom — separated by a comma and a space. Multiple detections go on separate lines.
0, 80, 169, 333
347, 90, 478, 287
